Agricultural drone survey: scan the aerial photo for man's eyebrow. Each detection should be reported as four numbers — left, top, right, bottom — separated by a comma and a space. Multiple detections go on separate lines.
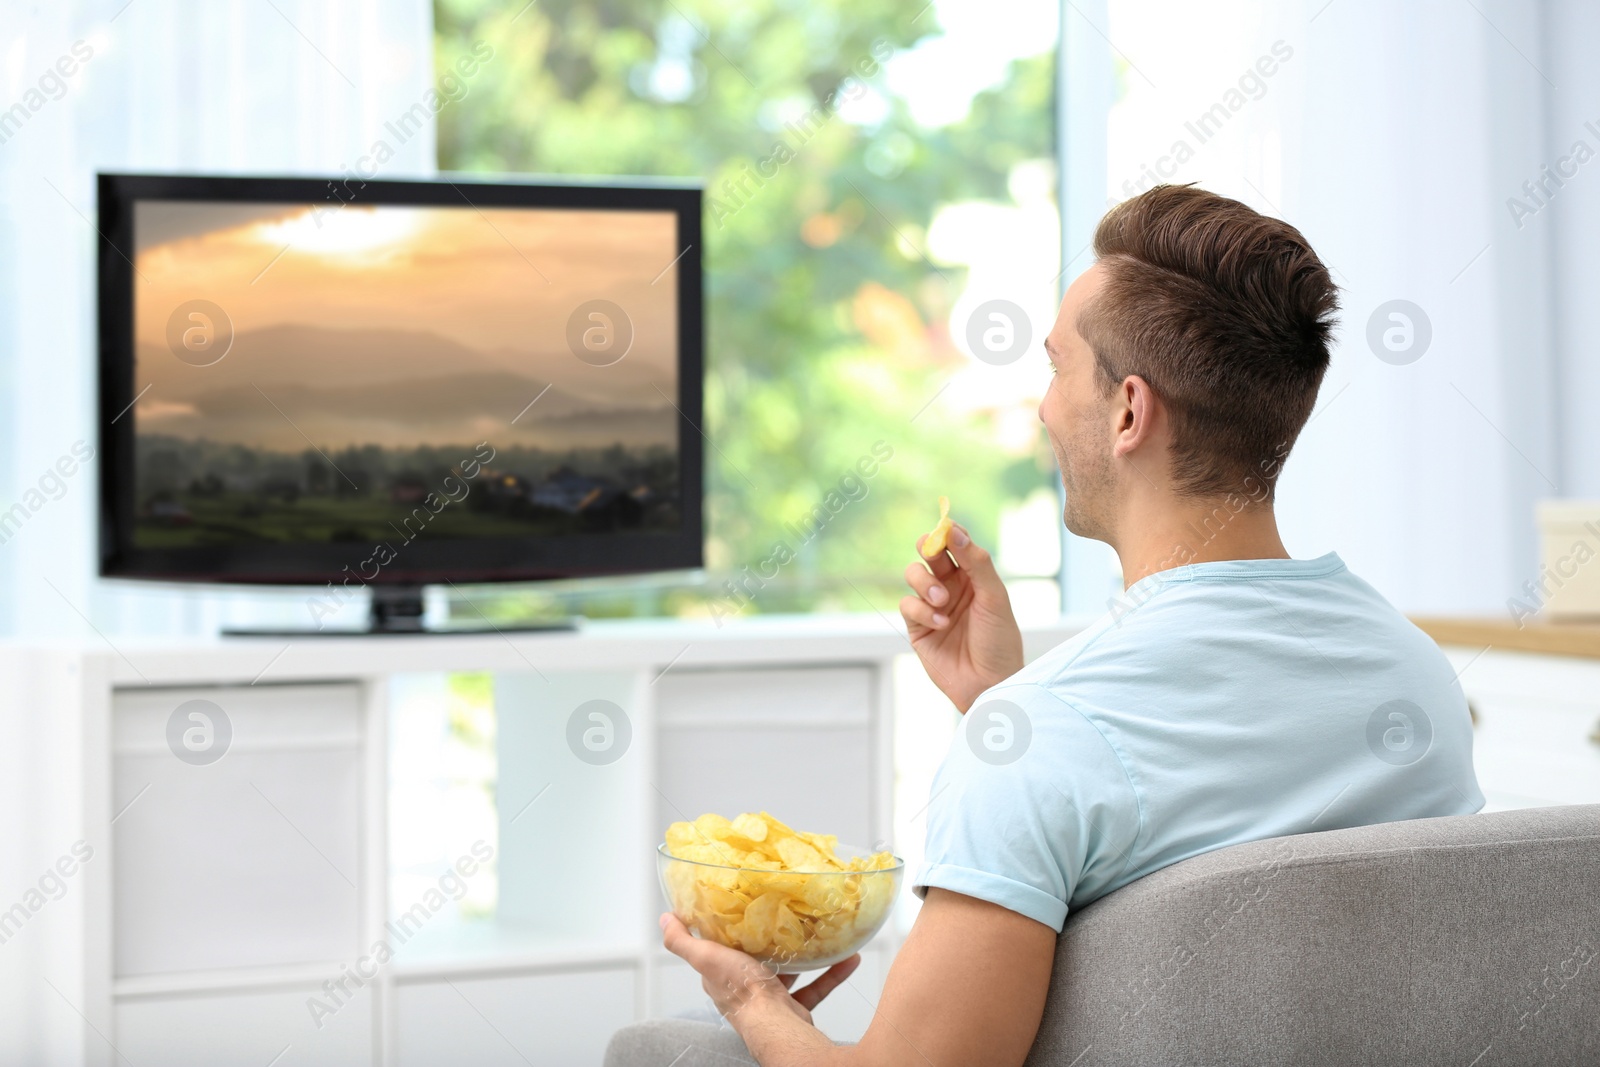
1043, 336, 1061, 359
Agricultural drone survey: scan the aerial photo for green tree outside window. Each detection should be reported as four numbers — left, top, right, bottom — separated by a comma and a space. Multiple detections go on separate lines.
435, 0, 1062, 622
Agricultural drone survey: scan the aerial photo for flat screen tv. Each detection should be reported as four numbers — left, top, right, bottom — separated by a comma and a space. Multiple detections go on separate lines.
97, 173, 703, 632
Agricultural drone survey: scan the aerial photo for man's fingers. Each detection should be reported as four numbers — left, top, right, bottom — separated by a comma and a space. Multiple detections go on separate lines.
790, 954, 862, 1011
900, 595, 948, 631
945, 525, 1003, 596
918, 533, 961, 580
660, 913, 703, 964
661, 913, 730, 975
902, 561, 949, 607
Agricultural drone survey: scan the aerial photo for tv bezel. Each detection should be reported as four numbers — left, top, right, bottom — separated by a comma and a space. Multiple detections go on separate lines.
97, 172, 704, 587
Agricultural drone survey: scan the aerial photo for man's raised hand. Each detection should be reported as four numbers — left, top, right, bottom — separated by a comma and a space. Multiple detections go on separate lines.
900, 524, 1024, 712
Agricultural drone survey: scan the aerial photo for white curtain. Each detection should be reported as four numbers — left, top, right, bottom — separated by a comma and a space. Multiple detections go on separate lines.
1061, 0, 1584, 616
0, 6, 433, 1060
0, 0, 434, 641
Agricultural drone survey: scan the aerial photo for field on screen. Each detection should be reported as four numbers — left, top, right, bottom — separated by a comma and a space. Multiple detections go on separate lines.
130, 200, 680, 547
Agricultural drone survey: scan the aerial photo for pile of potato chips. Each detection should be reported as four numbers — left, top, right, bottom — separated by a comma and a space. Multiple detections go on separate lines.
661, 811, 900, 969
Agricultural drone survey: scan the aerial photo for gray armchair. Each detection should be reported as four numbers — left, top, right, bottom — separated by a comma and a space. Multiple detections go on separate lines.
606, 805, 1600, 1066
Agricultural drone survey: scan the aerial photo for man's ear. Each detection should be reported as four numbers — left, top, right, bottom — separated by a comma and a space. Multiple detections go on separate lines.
1112, 374, 1160, 458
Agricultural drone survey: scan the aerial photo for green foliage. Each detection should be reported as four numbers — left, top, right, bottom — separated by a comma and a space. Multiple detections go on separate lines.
434, 0, 1057, 619
447, 672, 496, 748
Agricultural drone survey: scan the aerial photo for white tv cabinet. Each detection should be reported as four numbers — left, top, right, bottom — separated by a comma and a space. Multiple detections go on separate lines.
0, 615, 1076, 1067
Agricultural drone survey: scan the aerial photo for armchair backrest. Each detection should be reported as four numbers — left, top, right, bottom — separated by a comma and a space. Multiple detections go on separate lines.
1027, 805, 1600, 1067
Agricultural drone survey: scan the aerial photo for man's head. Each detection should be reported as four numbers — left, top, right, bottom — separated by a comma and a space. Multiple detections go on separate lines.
1039, 184, 1339, 542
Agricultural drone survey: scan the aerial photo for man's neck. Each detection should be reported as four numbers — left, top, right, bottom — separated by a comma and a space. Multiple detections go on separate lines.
1113, 499, 1289, 589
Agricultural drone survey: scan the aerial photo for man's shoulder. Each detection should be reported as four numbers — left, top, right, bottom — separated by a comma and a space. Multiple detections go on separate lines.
1004, 590, 1180, 691
1008, 555, 1431, 693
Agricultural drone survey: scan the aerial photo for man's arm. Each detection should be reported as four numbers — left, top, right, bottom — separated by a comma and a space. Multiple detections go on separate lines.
662, 888, 1057, 1067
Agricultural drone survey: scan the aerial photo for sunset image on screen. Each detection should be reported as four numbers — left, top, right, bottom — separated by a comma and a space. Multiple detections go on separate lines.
130, 199, 682, 548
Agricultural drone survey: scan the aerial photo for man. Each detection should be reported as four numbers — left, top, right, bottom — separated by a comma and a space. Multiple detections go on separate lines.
611, 184, 1483, 1066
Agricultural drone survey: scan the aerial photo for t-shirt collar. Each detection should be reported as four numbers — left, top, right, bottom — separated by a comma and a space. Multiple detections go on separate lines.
1122, 551, 1346, 601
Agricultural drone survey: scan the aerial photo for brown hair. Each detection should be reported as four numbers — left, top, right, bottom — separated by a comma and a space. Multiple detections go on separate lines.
1079, 184, 1339, 500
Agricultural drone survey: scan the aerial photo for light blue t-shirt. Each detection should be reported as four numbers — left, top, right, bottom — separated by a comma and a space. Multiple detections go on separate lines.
912, 553, 1484, 931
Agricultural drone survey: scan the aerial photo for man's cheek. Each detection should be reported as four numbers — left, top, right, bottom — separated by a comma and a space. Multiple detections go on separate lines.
1044, 432, 1072, 480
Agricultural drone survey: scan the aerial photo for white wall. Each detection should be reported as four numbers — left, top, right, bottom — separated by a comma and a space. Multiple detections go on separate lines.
0, 0, 435, 640
1544, 0, 1600, 499
1065, 0, 1592, 617
1056, 0, 1124, 615
1278, 0, 1555, 616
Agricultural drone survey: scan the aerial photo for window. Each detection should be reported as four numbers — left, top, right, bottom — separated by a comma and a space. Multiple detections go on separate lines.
435, 0, 1064, 623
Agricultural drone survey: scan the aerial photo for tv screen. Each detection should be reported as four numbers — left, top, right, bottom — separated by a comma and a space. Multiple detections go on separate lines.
98, 174, 703, 591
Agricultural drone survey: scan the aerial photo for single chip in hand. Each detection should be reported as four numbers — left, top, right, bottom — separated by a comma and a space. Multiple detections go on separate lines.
920, 495, 953, 558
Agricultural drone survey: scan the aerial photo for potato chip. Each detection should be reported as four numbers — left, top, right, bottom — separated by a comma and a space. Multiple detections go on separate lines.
920, 496, 953, 558
797, 830, 838, 854
774, 835, 827, 871
661, 811, 901, 971
731, 812, 769, 842
693, 813, 735, 844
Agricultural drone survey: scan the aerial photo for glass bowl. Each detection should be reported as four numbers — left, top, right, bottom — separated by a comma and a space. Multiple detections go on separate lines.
657, 842, 904, 973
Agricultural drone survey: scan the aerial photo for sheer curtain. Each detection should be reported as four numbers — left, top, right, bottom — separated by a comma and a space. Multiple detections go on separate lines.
1061, 0, 1583, 615
0, 0, 434, 640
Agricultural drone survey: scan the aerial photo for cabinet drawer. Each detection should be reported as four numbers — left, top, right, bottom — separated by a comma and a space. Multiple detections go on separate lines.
655, 666, 874, 727
1470, 696, 1600, 808
653, 666, 880, 846
116, 984, 371, 1066
655, 724, 874, 844
394, 968, 635, 1067
1445, 648, 1600, 809
112, 684, 365, 976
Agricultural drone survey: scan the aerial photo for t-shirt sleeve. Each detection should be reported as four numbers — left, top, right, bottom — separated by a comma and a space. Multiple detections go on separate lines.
911, 682, 1142, 932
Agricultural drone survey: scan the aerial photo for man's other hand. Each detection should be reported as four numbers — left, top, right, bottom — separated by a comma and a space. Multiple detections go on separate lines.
660, 913, 860, 1024
901, 524, 1024, 712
